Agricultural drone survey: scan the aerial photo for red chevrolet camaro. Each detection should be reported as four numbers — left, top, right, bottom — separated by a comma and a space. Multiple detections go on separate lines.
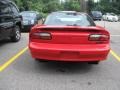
29, 11, 110, 64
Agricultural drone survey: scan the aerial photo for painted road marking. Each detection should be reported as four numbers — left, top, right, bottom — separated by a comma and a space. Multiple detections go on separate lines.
110, 50, 120, 62
0, 46, 120, 72
0, 47, 28, 72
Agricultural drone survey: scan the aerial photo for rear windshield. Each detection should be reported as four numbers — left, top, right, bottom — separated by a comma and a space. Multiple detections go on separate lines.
92, 11, 102, 16
44, 12, 95, 26
20, 12, 36, 18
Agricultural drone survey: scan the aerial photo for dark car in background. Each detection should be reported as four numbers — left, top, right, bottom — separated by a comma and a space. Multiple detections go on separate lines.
20, 11, 42, 32
0, 0, 22, 42
90, 11, 102, 21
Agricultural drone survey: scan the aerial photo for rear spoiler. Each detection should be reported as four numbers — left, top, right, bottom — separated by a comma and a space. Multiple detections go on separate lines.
32, 25, 106, 31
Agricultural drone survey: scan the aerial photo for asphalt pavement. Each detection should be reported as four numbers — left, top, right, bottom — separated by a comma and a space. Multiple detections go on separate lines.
0, 21, 120, 90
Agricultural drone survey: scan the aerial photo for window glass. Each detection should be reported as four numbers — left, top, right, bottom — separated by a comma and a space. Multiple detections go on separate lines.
20, 12, 36, 19
0, 4, 11, 14
10, 4, 19, 15
45, 12, 95, 26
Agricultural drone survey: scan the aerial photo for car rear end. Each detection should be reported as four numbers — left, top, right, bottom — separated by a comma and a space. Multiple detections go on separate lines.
29, 11, 110, 62
22, 20, 34, 32
20, 11, 38, 32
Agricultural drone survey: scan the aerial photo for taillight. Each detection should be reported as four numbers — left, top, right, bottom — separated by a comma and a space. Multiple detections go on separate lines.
89, 34, 109, 41
39, 32, 51, 40
30, 32, 52, 40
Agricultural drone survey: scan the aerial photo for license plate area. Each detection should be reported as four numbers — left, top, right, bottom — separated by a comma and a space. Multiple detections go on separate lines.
60, 51, 80, 59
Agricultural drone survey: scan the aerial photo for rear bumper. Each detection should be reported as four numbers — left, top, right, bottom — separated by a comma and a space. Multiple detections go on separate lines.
29, 42, 110, 62
93, 17, 102, 20
108, 18, 118, 22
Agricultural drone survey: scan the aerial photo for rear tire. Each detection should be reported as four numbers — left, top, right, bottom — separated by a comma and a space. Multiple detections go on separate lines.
11, 25, 21, 42
88, 61, 99, 65
35, 59, 48, 62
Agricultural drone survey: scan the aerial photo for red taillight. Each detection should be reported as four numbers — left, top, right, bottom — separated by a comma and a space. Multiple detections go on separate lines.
39, 32, 51, 40
30, 31, 52, 40
89, 34, 109, 41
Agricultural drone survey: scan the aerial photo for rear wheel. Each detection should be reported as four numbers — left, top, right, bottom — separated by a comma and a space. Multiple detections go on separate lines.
88, 61, 99, 65
11, 25, 21, 42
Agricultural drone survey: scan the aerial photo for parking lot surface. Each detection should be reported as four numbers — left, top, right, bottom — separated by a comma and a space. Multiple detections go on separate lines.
0, 21, 120, 90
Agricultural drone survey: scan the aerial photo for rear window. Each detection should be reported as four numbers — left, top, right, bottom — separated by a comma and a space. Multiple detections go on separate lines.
20, 12, 36, 18
44, 12, 95, 26
92, 11, 102, 16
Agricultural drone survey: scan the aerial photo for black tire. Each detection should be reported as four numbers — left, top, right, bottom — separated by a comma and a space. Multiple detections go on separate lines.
88, 61, 99, 65
11, 25, 21, 42
35, 59, 48, 62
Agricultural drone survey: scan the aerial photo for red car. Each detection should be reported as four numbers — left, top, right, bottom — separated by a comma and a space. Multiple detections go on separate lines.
29, 11, 110, 64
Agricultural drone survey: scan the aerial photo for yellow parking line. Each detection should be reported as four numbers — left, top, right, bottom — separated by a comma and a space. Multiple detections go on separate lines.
110, 50, 120, 62
0, 47, 28, 72
0, 47, 119, 72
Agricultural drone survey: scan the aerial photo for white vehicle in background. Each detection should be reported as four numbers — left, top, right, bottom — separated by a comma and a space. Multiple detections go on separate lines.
103, 13, 119, 22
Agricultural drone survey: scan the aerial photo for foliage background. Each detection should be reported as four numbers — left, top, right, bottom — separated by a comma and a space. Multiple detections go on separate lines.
12, 0, 80, 17
89, 0, 120, 14
12, 0, 120, 16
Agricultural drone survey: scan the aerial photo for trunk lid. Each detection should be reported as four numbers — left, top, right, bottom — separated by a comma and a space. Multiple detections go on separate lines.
30, 25, 109, 44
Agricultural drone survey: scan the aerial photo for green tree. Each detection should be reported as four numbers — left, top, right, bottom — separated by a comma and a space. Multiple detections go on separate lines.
12, 0, 82, 16
88, 0, 94, 12
91, 0, 120, 14
64, 0, 80, 11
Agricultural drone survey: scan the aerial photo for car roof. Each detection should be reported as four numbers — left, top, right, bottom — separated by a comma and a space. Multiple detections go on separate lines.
0, 0, 19, 12
92, 11, 101, 12
51, 11, 86, 15
57, 11, 77, 13
20, 11, 39, 14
